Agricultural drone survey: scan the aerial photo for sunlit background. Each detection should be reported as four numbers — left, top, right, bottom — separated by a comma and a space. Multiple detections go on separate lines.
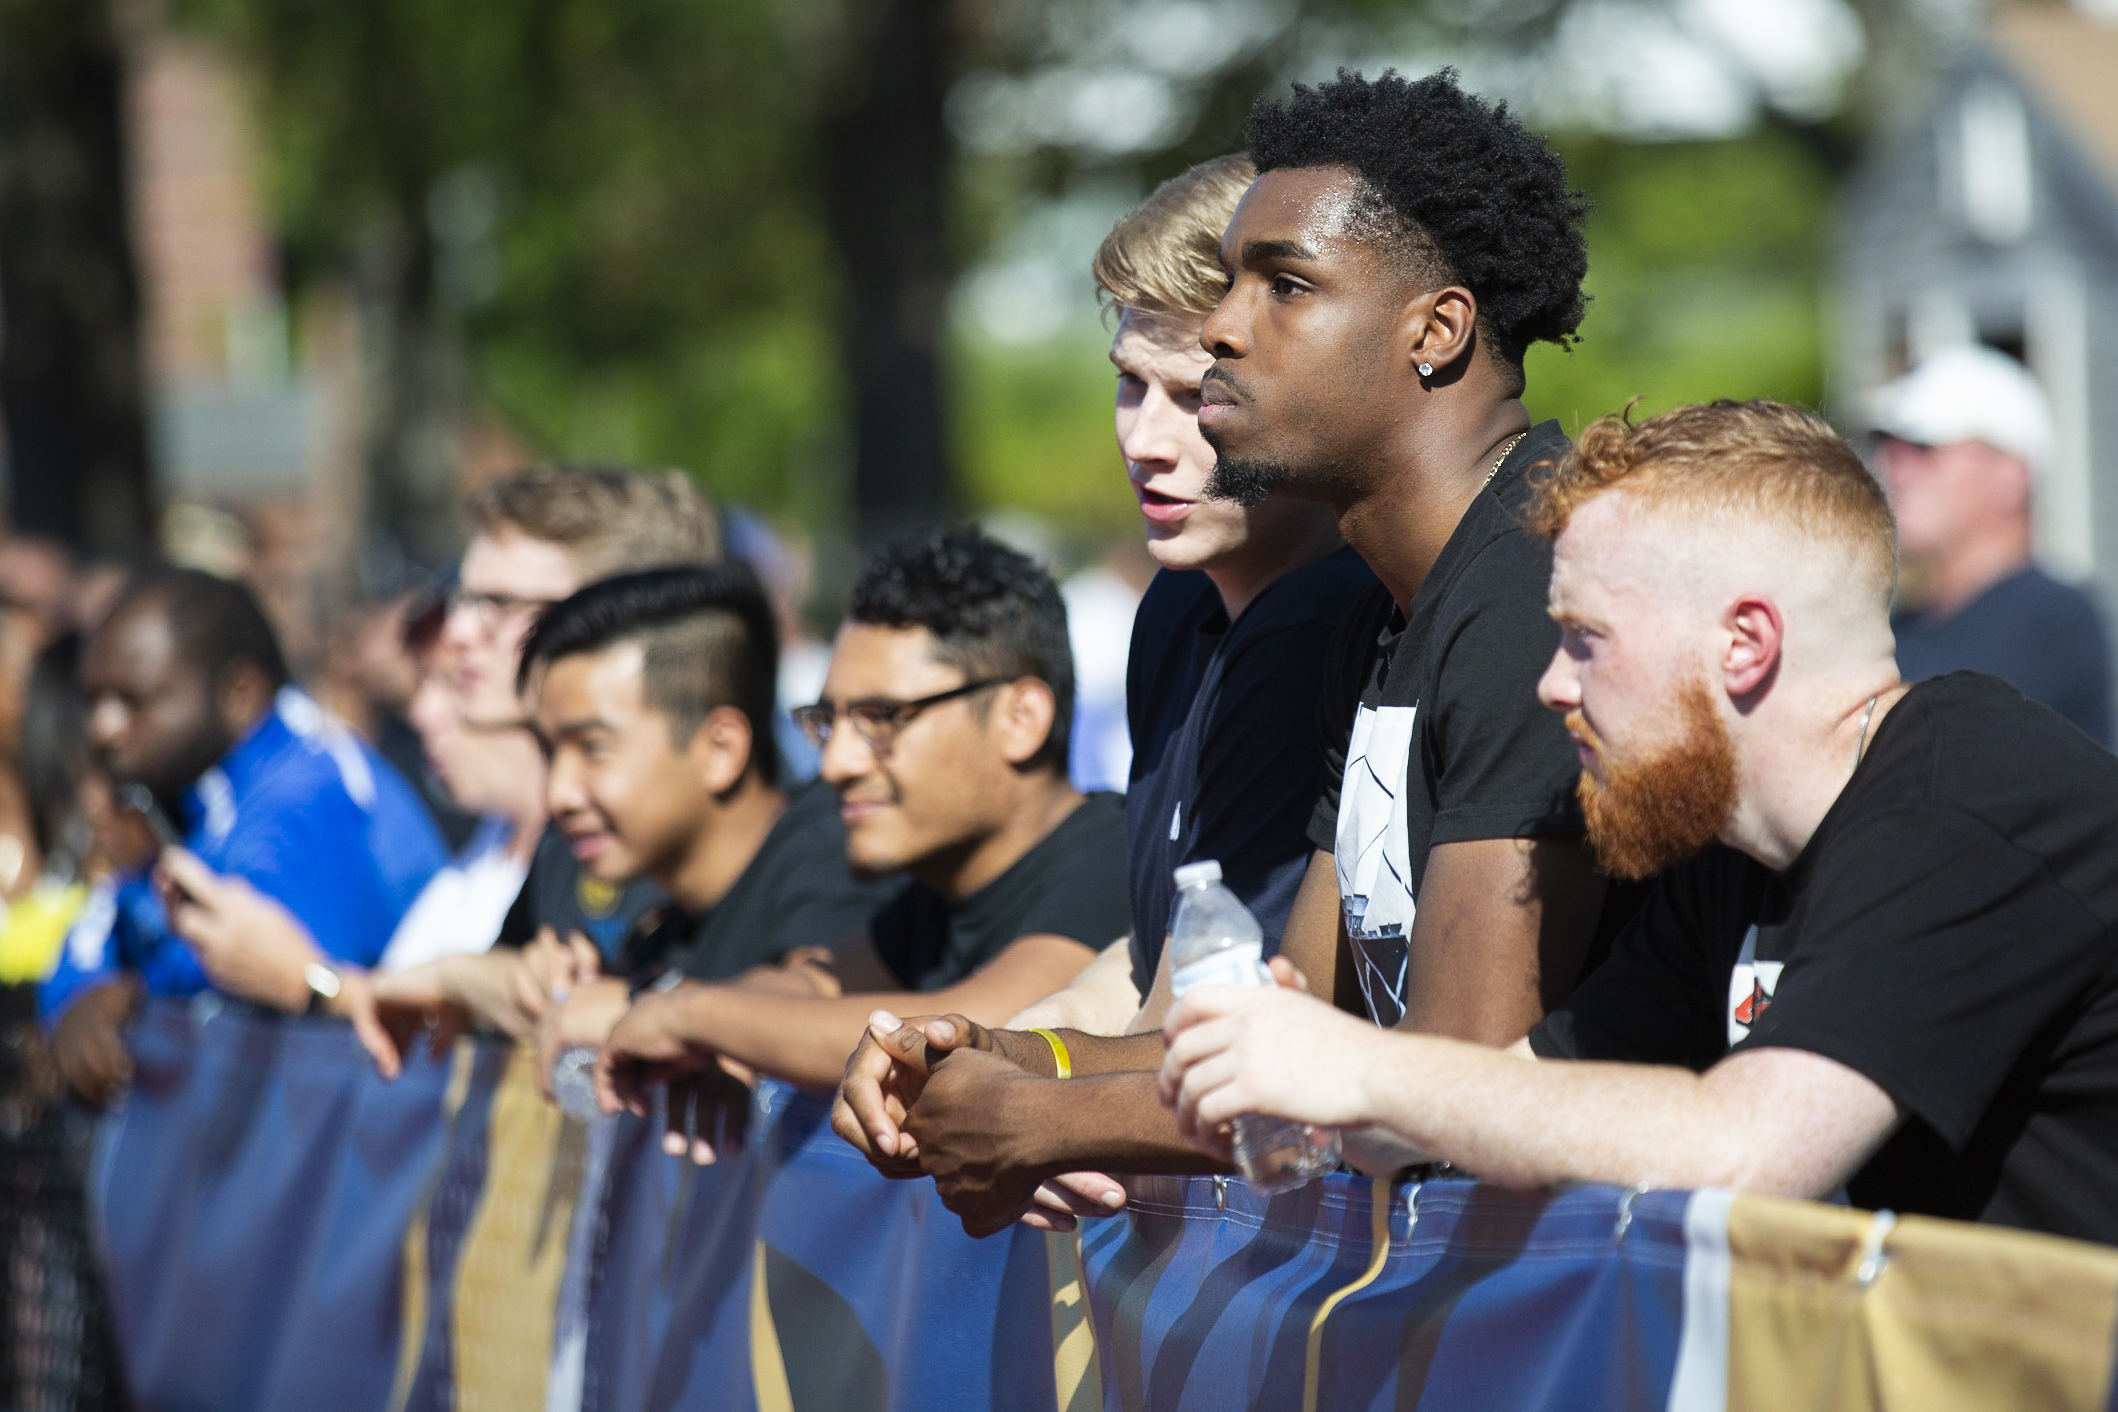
3, 0, 2116, 669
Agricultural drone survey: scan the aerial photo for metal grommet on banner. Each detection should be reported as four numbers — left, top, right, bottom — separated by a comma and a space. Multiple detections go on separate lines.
1854, 1209, 1897, 1288
1403, 1183, 1422, 1247
1613, 1185, 1648, 1245
1213, 1174, 1229, 1212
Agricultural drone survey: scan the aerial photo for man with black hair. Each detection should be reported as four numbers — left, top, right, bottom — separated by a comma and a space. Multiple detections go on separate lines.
838, 70, 1628, 1231
42, 571, 447, 1104
595, 527, 1128, 1150
420, 564, 898, 1103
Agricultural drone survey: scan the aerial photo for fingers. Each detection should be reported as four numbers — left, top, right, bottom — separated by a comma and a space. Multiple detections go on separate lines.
338, 974, 403, 1080
1048, 1170, 1129, 1214
567, 931, 602, 982
1267, 955, 1311, 993
511, 954, 555, 1023
664, 1076, 715, 1165
836, 1019, 909, 1160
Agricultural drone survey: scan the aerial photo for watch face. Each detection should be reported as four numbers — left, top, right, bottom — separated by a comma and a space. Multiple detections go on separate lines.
304, 962, 342, 1002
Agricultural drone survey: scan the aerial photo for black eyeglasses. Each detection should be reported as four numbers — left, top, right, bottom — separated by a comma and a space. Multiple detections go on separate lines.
445, 585, 561, 634
792, 679, 1005, 756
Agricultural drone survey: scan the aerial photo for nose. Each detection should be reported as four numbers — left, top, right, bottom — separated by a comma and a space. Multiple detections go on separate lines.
1537, 646, 1579, 715
816, 716, 874, 789
544, 745, 588, 817
87, 696, 127, 759
1199, 288, 1245, 361
1119, 386, 1186, 474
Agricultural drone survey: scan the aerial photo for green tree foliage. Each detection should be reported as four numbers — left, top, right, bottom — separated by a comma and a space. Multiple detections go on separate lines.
180, 0, 842, 520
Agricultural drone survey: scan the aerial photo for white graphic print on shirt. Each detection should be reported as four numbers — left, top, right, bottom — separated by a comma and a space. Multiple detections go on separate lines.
1725, 924, 1784, 1046
1334, 703, 1418, 1026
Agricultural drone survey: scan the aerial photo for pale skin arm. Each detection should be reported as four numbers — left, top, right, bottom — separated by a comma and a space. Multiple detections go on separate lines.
598, 931, 1097, 1105
1160, 982, 1904, 1198
1007, 935, 1141, 1033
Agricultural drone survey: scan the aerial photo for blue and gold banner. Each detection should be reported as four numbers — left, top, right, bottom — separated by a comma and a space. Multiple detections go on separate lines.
87, 1000, 2118, 1412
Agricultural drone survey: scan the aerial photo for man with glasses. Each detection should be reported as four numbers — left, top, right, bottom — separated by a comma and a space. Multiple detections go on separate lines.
594, 527, 1128, 1143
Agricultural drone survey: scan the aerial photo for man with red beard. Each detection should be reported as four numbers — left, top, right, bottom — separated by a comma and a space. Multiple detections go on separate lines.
1160, 399, 2118, 1246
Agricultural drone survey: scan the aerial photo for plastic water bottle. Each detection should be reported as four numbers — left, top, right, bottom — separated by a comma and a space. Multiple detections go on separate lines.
550, 1047, 603, 1122
1166, 860, 1341, 1194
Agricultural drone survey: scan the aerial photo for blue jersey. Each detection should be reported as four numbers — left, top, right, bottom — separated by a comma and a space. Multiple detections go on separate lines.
42, 689, 448, 1017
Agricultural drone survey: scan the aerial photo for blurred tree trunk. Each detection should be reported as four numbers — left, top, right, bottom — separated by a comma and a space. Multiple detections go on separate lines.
355, 213, 462, 573
0, 0, 152, 557
817, 0, 954, 548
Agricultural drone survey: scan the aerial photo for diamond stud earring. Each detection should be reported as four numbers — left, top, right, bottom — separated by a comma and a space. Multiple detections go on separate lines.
1418, 361, 1434, 377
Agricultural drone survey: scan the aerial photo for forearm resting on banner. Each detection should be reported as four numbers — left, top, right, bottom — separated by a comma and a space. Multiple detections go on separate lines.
605, 931, 1096, 1097
1160, 982, 1904, 1199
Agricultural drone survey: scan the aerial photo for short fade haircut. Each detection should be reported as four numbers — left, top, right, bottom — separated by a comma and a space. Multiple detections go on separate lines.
112, 569, 290, 693
847, 527, 1074, 774
1527, 400, 1898, 606
1092, 154, 1256, 322
518, 563, 781, 785
1246, 68, 1589, 379
466, 465, 722, 580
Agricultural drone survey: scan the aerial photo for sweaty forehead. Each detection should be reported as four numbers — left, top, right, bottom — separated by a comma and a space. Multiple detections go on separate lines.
1222, 167, 1368, 263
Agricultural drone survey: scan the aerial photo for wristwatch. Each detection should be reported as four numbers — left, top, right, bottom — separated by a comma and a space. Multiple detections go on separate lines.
303, 961, 343, 1016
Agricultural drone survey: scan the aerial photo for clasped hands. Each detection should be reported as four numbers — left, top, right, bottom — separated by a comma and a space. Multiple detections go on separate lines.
832, 1011, 1128, 1237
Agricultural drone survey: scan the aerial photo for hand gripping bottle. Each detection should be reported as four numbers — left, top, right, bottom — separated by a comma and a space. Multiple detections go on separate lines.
1166, 860, 1341, 1194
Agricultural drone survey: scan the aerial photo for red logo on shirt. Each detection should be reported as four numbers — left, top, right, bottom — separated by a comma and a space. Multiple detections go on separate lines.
1732, 981, 1773, 1027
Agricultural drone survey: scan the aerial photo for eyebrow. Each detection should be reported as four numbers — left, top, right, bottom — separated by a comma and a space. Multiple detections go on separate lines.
1239, 237, 1318, 265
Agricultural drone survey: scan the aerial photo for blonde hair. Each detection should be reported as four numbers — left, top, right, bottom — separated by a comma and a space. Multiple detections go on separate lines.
1092, 154, 1256, 321
1528, 400, 1897, 598
466, 465, 721, 580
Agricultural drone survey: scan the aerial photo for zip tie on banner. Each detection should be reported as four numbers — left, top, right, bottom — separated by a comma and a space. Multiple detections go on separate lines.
1403, 1183, 1422, 1247
1613, 1184, 1649, 1245
1854, 1209, 1897, 1288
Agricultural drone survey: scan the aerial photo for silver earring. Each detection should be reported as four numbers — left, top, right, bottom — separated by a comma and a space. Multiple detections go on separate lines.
1418, 361, 1434, 377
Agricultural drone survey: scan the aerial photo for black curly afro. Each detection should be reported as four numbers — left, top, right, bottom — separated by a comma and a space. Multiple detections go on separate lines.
1247, 68, 1590, 373
848, 525, 1074, 772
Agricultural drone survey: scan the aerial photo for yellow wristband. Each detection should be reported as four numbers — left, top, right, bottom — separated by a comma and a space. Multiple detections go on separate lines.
1029, 1027, 1073, 1080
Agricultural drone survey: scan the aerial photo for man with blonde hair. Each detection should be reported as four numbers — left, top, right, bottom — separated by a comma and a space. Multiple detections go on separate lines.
1160, 399, 2118, 1245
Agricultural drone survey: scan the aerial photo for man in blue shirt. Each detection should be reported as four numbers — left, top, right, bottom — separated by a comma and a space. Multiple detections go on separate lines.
44, 571, 446, 1104
1875, 345, 2112, 745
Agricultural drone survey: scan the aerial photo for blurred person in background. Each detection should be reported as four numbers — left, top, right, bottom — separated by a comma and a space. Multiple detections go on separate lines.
724, 507, 829, 783
599, 528, 1127, 1152
836, 155, 1368, 1233
1061, 538, 1155, 793
1875, 345, 2110, 745
317, 589, 482, 852
352, 467, 723, 1044
41, 571, 447, 1104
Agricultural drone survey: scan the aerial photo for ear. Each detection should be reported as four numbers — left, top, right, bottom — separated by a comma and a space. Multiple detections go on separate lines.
989, 678, 1059, 769
215, 661, 276, 738
1723, 594, 1784, 702
1405, 285, 1479, 381
683, 705, 757, 797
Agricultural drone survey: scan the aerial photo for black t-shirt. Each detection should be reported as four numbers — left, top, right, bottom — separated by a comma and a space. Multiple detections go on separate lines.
1126, 549, 1377, 993
614, 780, 899, 981
1306, 422, 1592, 1025
1894, 566, 2112, 747
1532, 673, 2118, 1245
493, 823, 666, 962
869, 791, 1131, 993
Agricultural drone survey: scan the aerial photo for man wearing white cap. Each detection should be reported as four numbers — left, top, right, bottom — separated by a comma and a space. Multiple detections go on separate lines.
1873, 345, 2110, 745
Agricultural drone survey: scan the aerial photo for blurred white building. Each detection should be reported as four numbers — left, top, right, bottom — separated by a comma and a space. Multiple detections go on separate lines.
1835, 3, 2118, 596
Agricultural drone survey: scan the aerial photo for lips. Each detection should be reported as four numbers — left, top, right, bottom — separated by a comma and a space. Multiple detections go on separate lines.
561, 827, 610, 862
1135, 485, 1193, 526
839, 798, 888, 826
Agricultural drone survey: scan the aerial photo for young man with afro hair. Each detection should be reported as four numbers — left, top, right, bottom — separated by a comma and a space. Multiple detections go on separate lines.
836, 69, 1643, 1230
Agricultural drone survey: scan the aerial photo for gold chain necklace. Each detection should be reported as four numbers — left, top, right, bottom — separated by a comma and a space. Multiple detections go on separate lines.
1480, 432, 1528, 491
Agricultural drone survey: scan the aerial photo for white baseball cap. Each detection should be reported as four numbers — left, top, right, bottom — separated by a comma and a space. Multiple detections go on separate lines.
1870, 345, 2054, 472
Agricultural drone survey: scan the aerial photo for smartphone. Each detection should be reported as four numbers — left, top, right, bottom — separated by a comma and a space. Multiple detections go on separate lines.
118, 784, 183, 851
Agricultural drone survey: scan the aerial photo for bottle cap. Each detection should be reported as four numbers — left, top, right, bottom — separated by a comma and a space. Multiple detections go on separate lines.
1173, 860, 1222, 889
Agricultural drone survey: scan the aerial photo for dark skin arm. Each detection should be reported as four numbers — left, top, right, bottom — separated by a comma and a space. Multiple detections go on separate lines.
835, 837, 1606, 1235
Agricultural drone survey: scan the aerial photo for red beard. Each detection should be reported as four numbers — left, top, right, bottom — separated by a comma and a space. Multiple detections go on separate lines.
1569, 679, 1737, 880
